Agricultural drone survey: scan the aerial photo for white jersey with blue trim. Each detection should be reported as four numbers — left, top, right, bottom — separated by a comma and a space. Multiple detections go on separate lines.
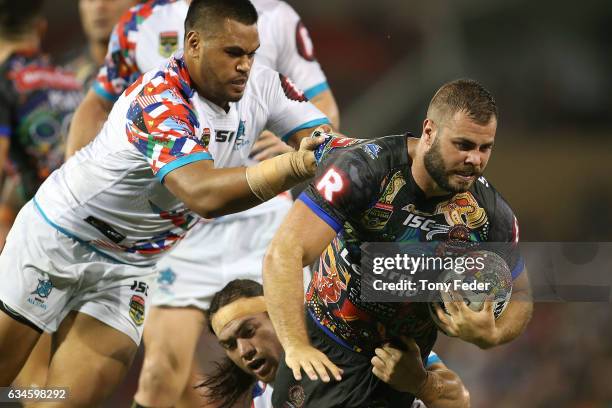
34, 56, 327, 267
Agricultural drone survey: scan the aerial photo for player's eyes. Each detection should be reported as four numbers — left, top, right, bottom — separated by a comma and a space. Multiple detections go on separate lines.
455, 142, 470, 150
242, 327, 256, 338
226, 50, 243, 58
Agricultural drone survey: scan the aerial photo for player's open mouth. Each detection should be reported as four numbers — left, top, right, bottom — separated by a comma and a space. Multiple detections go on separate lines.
248, 358, 268, 375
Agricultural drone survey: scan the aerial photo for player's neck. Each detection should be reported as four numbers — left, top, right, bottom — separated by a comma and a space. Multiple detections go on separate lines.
88, 40, 108, 66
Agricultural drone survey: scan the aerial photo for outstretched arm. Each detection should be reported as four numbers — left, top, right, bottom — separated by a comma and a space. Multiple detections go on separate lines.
263, 200, 341, 382
164, 134, 324, 219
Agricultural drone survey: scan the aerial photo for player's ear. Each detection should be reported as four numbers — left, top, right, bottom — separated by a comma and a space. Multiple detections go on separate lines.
422, 118, 436, 146
185, 31, 201, 58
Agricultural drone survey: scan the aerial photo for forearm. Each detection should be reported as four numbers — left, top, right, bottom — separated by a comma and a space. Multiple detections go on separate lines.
166, 140, 318, 218
65, 89, 113, 158
263, 228, 309, 351
166, 166, 260, 218
310, 90, 340, 130
417, 368, 470, 408
486, 292, 533, 348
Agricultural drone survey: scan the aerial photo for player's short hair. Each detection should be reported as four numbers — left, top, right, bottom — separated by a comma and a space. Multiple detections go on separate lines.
201, 279, 263, 407
0, 0, 45, 39
184, 0, 258, 37
427, 79, 498, 125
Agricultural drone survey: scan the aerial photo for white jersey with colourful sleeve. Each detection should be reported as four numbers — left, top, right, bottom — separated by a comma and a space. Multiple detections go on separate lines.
34, 55, 328, 266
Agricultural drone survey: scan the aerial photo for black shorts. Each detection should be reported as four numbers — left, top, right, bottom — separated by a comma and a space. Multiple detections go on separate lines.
272, 314, 436, 408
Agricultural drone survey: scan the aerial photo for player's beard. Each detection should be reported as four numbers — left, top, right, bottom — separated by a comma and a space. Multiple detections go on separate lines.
424, 138, 477, 193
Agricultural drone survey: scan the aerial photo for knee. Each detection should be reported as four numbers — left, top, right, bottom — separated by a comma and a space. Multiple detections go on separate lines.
137, 351, 185, 402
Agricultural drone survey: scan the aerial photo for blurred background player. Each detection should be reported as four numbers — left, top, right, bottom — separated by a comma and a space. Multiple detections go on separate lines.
201, 279, 470, 408
264, 80, 532, 407
0, 0, 83, 248
62, 0, 339, 406
0, 0, 328, 405
65, 0, 139, 87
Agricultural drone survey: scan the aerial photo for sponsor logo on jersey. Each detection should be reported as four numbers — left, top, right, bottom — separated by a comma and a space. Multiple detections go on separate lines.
295, 21, 316, 62
363, 202, 394, 231
32, 278, 53, 298
361, 143, 382, 159
233, 120, 249, 151
159, 31, 179, 58
314, 136, 361, 163
27, 278, 54, 310
215, 129, 235, 142
84, 216, 126, 243
435, 192, 488, 230
279, 73, 307, 102
287, 384, 306, 407
157, 268, 176, 286
129, 295, 146, 326
202, 128, 211, 146
316, 167, 344, 202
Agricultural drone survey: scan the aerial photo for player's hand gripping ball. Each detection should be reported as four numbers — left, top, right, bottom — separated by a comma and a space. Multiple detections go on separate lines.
428, 250, 513, 332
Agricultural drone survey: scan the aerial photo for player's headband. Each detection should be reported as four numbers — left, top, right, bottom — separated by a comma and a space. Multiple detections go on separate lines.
211, 296, 267, 336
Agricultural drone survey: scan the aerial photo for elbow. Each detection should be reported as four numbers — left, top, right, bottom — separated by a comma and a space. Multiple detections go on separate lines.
460, 388, 471, 408
263, 241, 283, 275
184, 197, 218, 219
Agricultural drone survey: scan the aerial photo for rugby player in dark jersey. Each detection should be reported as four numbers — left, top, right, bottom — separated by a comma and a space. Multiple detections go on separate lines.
263, 79, 532, 407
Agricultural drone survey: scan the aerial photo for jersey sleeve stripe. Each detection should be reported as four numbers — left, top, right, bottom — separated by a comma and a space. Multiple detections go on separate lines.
0, 126, 10, 137
281, 117, 330, 142
511, 256, 525, 280
304, 82, 329, 100
298, 192, 343, 233
156, 151, 213, 183
425, 352, 441, 368
93, 81, 120, 102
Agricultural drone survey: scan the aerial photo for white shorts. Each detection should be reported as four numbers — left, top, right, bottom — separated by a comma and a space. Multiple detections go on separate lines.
153, 196, 293, 310
0, 201, 156, 345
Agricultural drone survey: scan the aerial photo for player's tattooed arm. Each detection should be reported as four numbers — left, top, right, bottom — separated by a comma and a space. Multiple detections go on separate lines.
263, 200, 342, 383
371, 338, 469, 408
65, 89, 113, 158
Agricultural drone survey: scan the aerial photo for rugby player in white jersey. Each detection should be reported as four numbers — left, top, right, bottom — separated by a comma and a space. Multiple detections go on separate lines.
0, 0, 330, 405
65, 0, 340, 406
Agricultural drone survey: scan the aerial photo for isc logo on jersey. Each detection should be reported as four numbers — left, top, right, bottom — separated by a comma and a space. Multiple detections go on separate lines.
316, 167, 344, 202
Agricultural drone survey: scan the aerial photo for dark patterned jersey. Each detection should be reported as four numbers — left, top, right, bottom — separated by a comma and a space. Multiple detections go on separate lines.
0, 50, 82, 201
299, 134, 522, 355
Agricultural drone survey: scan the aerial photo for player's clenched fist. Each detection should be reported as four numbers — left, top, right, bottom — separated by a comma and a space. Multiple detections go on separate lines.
284, 343, 343, 382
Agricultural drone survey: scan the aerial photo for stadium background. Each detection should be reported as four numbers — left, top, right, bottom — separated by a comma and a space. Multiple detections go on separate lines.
37, 0, 612, 406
